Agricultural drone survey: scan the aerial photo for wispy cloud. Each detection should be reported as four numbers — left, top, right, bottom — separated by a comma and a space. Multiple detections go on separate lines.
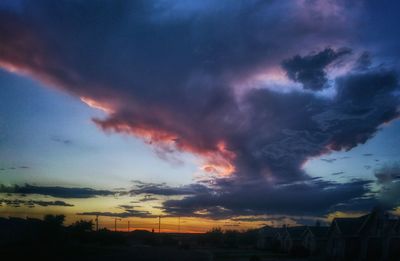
0, 166, 30, 172
130, 181, 210, 196
331, 171, 345, 176
77, 209, 155, 218
51, 136, 72, 145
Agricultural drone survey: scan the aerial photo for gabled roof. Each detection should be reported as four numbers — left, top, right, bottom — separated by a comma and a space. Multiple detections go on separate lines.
333, 214, 369, 236
260, 225, 329, 240
286, 226, 308, 240
332, 211, 400, 237
308, 226, 329, 238
384, 218, 400, 235
259, 225, 284, 237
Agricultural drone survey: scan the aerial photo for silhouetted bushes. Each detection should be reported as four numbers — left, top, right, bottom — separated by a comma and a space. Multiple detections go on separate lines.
199, 227, 258, 248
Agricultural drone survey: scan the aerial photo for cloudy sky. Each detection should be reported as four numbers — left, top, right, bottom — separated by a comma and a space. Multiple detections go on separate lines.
1, 0, 400, 232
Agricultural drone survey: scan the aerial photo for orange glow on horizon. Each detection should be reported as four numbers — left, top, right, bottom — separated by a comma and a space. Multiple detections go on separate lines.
0, 205, 265, 233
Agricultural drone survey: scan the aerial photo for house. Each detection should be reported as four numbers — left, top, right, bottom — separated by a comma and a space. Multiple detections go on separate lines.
281, 226, 308, 254
257, 225, 284, 251
303, 225, 329, 255
280, 225, 329, 256
256, 209, 399, 259
326, 215, 368, 260
383, 218, 400, 260
258, 224, 329, 256
326, 208, 400, 260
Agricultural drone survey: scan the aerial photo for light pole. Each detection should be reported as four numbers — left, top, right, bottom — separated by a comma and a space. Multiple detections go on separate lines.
95, 215, 99, 231
114, 218, 121, 232
158, 216, 161, 233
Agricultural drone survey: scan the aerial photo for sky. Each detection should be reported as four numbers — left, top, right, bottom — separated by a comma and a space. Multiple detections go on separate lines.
0, 0, 400, 232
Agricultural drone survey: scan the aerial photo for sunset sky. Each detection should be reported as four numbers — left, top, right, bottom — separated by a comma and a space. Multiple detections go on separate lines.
1, 0, 400, 233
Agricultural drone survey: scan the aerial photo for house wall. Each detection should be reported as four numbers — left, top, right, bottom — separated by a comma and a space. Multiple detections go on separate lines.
302, 231, 316, 254
344, 237, 362, 260
282, 234, 292, 253
386, 237, 400, 261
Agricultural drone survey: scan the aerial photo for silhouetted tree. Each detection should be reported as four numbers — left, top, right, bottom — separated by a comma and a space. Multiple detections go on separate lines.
43, 214, 65, 227
41, 214, 66, 243
203, 227, 223, 247
224, 230, 239, 248
238, 229, 258, 246
69, 220, 93, 233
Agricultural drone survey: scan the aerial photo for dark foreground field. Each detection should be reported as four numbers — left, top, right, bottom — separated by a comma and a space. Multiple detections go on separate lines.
0, 217, 322, 261
1, 245, 319, 261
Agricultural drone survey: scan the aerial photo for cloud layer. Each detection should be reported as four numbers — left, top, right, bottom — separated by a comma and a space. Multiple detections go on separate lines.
0, 184, 117, 198
0, 0, 399, 219
0, 198, 73, 208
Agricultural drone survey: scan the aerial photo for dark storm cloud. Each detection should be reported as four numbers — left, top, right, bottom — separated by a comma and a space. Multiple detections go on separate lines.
118, 204, 134, 210
282, 48, 351, 91
0, 184, 118, 198
139, 195, 159, 202
0, 0, 399, 219
355, 52, 372, 71
372, 163, 400, 208
329, 164, 400, 211
231, 217, 269, 222
375, 163, 400, 184
161, 179, 372, 219
131, 181, 210, 196
330, 197, 379, 213
0, 166, 30, 172
77, 209, 155, 218
0, 198, 74, 208
229, 68, 399, 183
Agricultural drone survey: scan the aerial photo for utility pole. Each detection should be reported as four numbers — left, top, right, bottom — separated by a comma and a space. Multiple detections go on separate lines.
158, 216, 161, 233
95, 215, 99, 231
178, 216, 180, 233
114, 218, 121, 232
128, 221, 130, 232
